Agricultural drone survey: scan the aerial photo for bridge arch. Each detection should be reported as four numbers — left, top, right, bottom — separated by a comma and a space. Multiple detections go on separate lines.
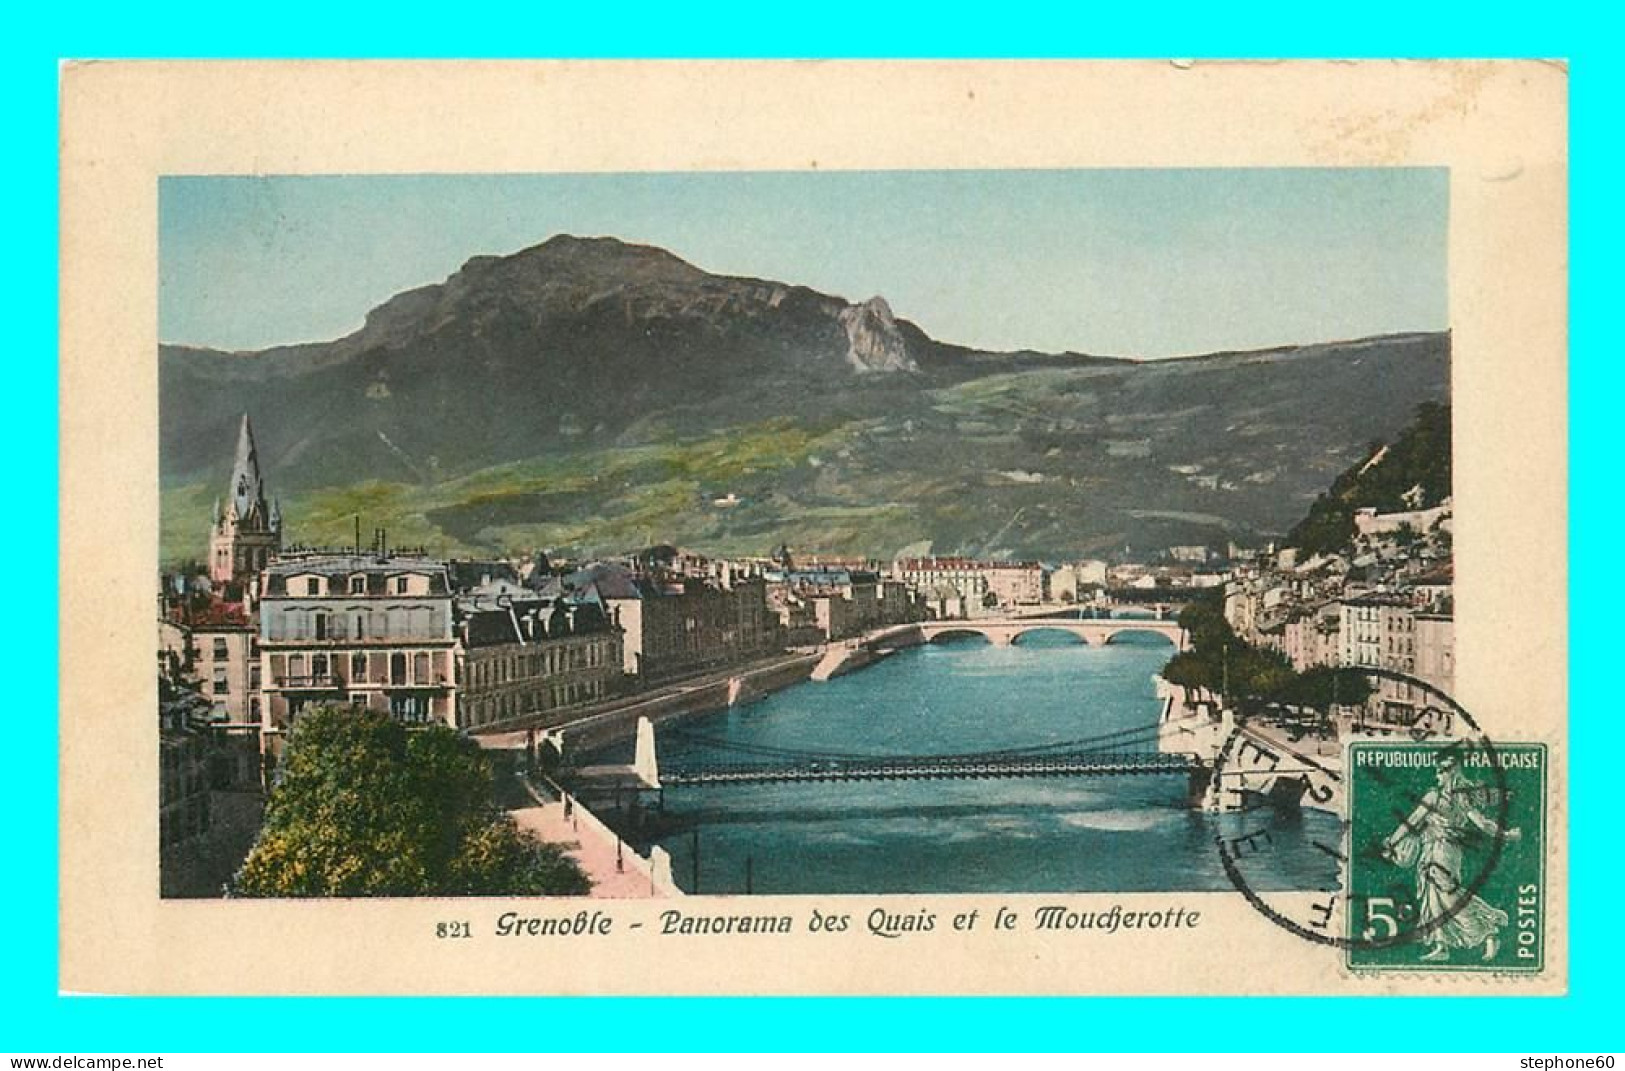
1099, 626, 1181, 647
1008, 627, 1090, 646
926, 628, 993, 646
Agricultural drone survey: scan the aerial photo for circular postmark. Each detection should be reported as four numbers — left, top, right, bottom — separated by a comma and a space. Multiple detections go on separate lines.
1209, 668, 1516, 955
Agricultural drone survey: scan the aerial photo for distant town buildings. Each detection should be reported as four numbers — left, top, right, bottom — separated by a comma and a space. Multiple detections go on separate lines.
891, 557, 1046, 612
1223, 496, 1455, 725
1048, 560, 1109, 603
161, 412, 1456, 775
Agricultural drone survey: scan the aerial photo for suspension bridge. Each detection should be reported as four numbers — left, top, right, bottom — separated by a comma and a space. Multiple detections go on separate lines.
658, 750, 1198, 786
573, 711, 1213, 792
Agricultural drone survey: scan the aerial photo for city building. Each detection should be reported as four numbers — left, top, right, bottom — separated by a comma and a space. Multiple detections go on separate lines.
892, 557, 1043, 611
983, 561, 1046, 607
1281, 603, 1342, 672
893, 557, 990, 612
256, 554, 459, 750
1415, 611, 1456, 693
762, 566, 919, 641
566, 562, 777, 681
159, 600, 260, 727
454, 582, 625, 731
1048, 560, 1109, 603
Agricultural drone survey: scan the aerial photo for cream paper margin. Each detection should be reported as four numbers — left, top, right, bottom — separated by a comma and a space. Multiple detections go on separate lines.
58, 60, 1568, 996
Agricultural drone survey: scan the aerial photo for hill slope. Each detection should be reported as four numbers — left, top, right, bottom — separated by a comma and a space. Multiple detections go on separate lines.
160, 235, 1450, 563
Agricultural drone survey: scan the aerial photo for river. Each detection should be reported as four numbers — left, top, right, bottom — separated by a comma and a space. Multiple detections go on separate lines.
585, 630, 1339, 895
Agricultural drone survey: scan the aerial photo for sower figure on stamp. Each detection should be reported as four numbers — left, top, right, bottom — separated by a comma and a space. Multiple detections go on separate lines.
1382, 752, 1521, 962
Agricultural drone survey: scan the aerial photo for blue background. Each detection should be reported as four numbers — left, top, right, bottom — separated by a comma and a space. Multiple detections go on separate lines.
10, 2, 1613, 1052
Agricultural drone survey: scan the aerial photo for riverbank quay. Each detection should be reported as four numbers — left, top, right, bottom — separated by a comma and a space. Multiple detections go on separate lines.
509, 773, 682, 898
1155, 678, 1354, 815
810, 626, 924, 680
472, 650, 821, 752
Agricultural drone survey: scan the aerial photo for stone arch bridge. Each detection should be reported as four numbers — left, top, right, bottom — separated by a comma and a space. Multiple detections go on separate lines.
875, 617, 1189, 651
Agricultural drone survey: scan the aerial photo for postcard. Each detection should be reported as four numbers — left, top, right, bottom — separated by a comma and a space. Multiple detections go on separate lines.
59, 60, 1567, 995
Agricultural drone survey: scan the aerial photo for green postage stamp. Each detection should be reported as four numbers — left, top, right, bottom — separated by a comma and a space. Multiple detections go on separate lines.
1346, 741, 1547, 972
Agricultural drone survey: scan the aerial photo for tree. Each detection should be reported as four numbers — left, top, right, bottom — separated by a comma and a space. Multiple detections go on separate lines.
234, 704, 589, 897
1163, 589, 1348, 716
1161, 650, 1218, 704
1276, 666, 1375, 714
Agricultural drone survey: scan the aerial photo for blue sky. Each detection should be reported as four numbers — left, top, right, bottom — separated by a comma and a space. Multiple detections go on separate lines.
160, 168, 1447, 358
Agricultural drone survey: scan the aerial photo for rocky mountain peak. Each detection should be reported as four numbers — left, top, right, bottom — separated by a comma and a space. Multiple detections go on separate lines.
839, 295, 917, 374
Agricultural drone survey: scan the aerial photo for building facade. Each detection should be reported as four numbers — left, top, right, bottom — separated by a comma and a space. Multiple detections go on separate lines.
892, 558, 990, 612
257, 555, 458, 748
1414, 611, 1455, 693
159, 606, 260, 726
455, 588, 625, 731
570, 563, 776, 680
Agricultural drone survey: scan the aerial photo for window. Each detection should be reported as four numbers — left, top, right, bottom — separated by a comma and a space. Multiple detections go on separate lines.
212, 670, 228, 695
394, 577, 409, 595
390, 653, 407, 685
305, 578, 321, 596
314, 614, 328, 641
311, 654, 329, 680
351, 653, 367, 682
414, 652, 430, 684
350, 576, 367, 595
390, 693, 427, 722
212, 638, 229, 660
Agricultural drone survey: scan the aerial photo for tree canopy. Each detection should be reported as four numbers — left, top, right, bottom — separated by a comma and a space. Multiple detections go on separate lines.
234, 705, 590, 897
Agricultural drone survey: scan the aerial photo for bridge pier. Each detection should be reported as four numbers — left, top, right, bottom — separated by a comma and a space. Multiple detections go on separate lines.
1186, 763, 1214, 809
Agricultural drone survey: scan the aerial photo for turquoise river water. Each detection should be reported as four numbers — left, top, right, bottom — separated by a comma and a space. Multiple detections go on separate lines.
587, 631, 1339, 895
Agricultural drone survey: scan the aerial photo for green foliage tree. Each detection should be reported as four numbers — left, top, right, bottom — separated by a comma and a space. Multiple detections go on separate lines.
235, 705, 590, 897
1275, 666, 1375, 713
1160, 650, 1217, 702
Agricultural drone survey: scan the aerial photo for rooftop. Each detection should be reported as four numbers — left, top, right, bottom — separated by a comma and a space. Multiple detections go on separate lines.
266, 554, 448, 578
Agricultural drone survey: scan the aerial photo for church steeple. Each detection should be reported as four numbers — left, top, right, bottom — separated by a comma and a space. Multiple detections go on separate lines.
209, 414, 282, 589
228, 414, 269, 524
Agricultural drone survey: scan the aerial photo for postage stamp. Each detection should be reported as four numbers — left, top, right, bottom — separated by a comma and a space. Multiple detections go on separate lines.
1345, 741, 1547, 972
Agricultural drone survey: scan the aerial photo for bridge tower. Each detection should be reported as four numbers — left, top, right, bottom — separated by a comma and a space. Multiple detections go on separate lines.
633, 716, 661, 788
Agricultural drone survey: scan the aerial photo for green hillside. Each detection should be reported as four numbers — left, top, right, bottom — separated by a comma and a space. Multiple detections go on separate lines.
1285, 401, 1452, 556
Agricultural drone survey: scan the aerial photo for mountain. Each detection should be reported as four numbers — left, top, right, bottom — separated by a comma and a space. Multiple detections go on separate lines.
160, 234, 1450, 564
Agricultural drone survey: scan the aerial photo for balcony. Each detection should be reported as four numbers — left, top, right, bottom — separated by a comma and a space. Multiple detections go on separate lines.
383, 676, 452, 691
274, 674, 345, 690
